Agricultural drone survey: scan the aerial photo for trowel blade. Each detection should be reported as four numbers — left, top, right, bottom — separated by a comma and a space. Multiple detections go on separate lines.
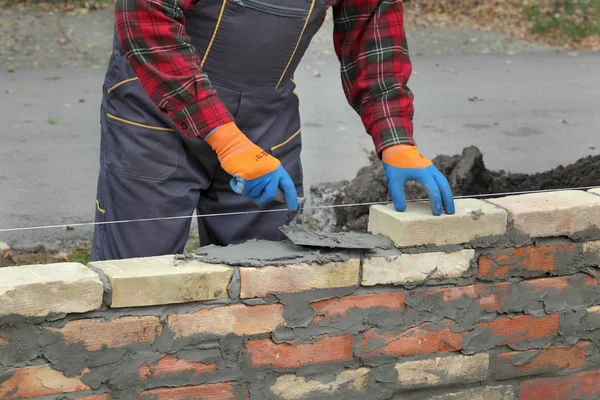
279, 223, 393, 250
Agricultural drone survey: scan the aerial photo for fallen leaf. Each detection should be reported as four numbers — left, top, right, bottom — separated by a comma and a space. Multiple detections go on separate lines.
23, 102, 32, 107
7, 66, 14, 73
64, 226, 74, 231
79, 99, 86, 103
48, 118, 59, 125
469, 96, 485, 102
313, 70, 321, 77
561, 119, 569, 124
52, 251, 70, 261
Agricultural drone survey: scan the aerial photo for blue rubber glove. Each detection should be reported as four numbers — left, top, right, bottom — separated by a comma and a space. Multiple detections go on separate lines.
230, 165, 299, 211
206, 122, 298, 211
382, 145, 455, 216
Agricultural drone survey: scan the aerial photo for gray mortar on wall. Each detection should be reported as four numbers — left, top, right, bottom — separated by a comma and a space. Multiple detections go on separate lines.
3, 225, 600, 399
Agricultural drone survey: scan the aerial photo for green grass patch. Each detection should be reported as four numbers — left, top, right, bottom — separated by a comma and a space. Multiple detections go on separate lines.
524, 0, 600, 40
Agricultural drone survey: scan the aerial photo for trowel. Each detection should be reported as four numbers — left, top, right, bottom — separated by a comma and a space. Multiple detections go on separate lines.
274, 188, 306, 225
274, 189, 392, 251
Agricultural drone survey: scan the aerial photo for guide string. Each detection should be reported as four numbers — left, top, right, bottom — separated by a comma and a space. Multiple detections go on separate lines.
0, 186, 598, 233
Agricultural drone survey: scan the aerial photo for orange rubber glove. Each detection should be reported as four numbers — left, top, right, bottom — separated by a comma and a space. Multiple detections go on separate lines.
382, 144, 455, 216
206, 122, 299, 211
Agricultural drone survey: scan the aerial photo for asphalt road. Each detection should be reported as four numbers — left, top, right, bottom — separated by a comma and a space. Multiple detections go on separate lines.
1, 9, 599, 249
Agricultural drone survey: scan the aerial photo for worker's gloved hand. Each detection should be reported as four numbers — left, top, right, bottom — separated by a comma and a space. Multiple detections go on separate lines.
206, 122, 299, 211
382, 144, 455, 216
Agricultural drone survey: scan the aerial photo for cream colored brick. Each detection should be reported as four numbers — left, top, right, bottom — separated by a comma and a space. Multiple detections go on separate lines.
0, 263, 103, 317
489, 190, 600, 238
240, 260, 360, 299
271, 368, 369, 399
368, 199, 507, 248
396, 354, 488, 388
89, 256, 233, 308
587, 305, 600, 314
429, 386, 515, 400
362, 250, 474, 286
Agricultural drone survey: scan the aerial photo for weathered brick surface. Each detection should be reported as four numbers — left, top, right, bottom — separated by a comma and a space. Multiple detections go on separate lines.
51, 316, 162, 351
139, 355, 217, 380
137, 382, 236, 400
74, 395, 111, 400
0, 263, 103, 317
363, 321, 464, 357
489, 190, 600, 237
395, 353, 489, 388
583, 240, 600, 264
311, 291, 405, 323
478, 243, 580, 280
246, 334, 353, 368
362, 250, 475, 286
0, 335, 8, 345
492, 341, 591, 381
420, 282, 509, 310
89, 255, 233, 307
0, 365, 90, 399
468, 314, 560, 349
367, 199, 507, 247
168, 304, 284, 338
428, 385, 515, 400
240, 260, 360, 298
270, 368, 369, 399
520, 369, 600, 400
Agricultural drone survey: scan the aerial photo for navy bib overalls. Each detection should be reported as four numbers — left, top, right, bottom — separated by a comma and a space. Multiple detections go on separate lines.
91, 0, 330, 260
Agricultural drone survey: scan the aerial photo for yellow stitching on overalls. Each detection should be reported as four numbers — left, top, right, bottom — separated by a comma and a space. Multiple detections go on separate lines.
271, 128, 301, 151
106, 113, 176, 132
107, 77, 139, 94
201, 0, 227, 67
96, 200, 106, 214
276, 0, 316, 89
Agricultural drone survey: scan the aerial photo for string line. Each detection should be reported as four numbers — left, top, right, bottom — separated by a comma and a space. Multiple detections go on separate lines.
0, 186, 598, 233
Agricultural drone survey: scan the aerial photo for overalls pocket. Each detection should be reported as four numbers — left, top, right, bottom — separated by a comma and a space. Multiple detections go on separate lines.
102, 54, 181, 181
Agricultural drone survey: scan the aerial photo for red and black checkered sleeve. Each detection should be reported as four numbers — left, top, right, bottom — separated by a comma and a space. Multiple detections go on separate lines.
114, 0, 233, 138
332, 0, 415, 155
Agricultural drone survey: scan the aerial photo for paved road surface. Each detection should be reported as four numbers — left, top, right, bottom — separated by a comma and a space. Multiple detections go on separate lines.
1, 9, 599, 249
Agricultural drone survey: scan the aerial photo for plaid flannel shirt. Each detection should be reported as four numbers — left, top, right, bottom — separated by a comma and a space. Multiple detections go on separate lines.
115, 0, 415, 154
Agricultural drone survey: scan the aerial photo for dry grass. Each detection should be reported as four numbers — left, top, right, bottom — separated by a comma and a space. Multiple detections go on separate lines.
403, 0, 600, 50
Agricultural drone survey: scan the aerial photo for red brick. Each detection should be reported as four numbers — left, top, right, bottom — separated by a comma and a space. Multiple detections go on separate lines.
520, 369, 600, 400
362, 320, 465, 357
74, 395, 111, 400
311, 291, 405, 323
493, 341, 591, 380
246, 334, 354, 368
479, 314, 560, 345
51, 316, 162, 351
478, 244, 576, 280
0, 365, 90, 399
421, 283, 510, 310
138, 382, 236, 400
0, 336, 8, 345
168, 304, 284, 338
523, 274, 597, 292
139, 355, 217, 380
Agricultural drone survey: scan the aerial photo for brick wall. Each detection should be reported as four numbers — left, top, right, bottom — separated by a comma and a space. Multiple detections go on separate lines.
1, 189, 600, 399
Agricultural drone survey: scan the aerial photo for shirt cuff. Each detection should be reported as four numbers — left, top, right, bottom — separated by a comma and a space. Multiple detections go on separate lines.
370, 117, 416, 156
169, 94, 233, 139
